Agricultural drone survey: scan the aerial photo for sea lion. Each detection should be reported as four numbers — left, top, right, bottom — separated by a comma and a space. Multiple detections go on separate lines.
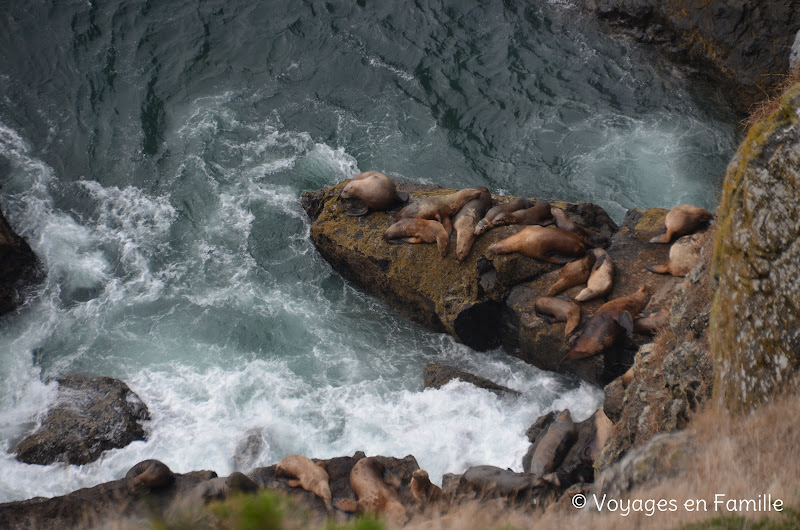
486, 226, 586, 264
474, 198, 534, 235
634, 307, 670, 334
276, 454, 333, 512
551, 207, 608, 248
530, 410, 577, 477
589, 408, 614, 463
458, 465, 546, 501
561, 285, 651, 364
546, 251, 596, 297
393, 188, 483, 234
645, 233, 704, 277
534, 297, 581, 337
621, 366, 635, 388
339, 171, 408, 216
383, 218, 449, 257
574, 248, 614, 302
126, 459, 175, 494
473, 200, 553, 235
335, 457, 407, 523
650, 204, 713, 243
452, 186, 492, 261
410, 469, 446, 511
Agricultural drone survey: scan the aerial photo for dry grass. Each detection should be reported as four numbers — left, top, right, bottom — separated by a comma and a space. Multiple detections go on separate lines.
742, 68, 800, 130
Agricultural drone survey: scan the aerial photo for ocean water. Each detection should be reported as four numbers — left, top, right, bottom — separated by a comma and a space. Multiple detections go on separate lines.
0, 0, 737, 502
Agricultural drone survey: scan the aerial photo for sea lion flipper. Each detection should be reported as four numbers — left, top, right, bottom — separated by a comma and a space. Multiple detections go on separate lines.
346, 205, 369, 216
287, 479, 302, 488
617, 311, 634, 333
644, 263, 669, 274
649, 233, 670, 244
397, 191, 409, 203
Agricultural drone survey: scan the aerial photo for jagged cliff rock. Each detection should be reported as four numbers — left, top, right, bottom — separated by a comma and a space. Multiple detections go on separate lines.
0, 205, 41, 316
302, 182, 682, 387
574, 0, 800, 113
15, 376, 150, 466
711, 83, 800, 412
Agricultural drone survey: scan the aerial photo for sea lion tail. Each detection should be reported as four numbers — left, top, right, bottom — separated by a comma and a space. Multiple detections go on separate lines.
649, 233, 671, 244
644, 263, 669, 274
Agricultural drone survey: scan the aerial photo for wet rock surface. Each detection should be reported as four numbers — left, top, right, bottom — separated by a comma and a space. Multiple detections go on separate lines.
0, 206, 42, 317
15, 376, 150, 466
422, 363, 521, 396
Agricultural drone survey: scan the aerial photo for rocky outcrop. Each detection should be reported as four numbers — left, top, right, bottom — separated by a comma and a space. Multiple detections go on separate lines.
0, 205, 41, 316
303, 182, 683, 387
573, 0, 800, 112
710, 83, 800, 413
15, 376, 150, 466
422, 363, 520, 396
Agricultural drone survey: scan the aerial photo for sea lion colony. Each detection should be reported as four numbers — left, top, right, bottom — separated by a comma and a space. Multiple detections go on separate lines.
108, 183, 711, 522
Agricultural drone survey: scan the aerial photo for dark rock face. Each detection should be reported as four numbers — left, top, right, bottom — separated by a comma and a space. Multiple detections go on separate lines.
711, 84, 800, 412
15, 376, 150, 466
303, 182, 682, 387
0, 206, 42, 316
574, 0, 800, 112
422, 363, 521, 396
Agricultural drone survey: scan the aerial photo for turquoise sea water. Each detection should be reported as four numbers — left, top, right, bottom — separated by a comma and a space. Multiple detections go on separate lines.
0, 0, 737, 501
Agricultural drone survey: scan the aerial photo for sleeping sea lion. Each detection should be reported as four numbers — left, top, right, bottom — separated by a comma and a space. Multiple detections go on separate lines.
335, 457, 407, 523
486, 226, 586, 264
189, 472, 259, 503
452, 186, 492, 261
474, 201, 553, 235
546, 251, 596, 297
474, 198, 534, 235
339, 171, 408, 216
534, 297, 581, 337
551, 207, 608, 248
650, 204, 713, 244
530, 410, 577, 477
393, 188, 483, 234
561, 285, 651, 364
574, 248, 614, 302
634, 308, 670, 334
276, 454, 333, 512
410, 469, 446, 511
126, 459, 175, 494
645, 233, 704, 277
384, 218, 450, 257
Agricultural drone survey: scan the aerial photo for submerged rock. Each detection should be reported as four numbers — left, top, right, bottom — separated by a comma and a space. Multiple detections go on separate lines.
422, 363, 520, 396
711, 83, 800, 412
15, 376, 150, 466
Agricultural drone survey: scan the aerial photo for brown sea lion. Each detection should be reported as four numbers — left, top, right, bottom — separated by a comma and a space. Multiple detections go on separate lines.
634, 308, 670, 334
339, 171, 408, 216
621, 366, 635, 388
645, 233, 704, 277
486, 226, 586, 264
474, 201, 553, 235
551, 207, 608, 248
452, 186, 492, 261
393, 188, 483, 234
383, 218, 449, 257
589, 408, 614, 463
276, 454, 333, 512
534, 297, 581, 337
650, 204, 713, 243
126, 459, 175, 494
574, 248, 614, 302
530, 410, 577, 477
410, 469, 446, 511
190, 472, 259, 503
474, 198, 534, 235
546, 251, 596, 297
458, 465, 546, 501
335, 457, 407, 523
561, 285, 651, 364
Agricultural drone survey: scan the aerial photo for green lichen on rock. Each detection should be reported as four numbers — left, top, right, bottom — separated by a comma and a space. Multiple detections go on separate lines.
710, 83, 800, 413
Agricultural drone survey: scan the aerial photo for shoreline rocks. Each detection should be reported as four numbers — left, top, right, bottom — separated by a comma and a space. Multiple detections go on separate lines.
0, 206, 42, 317
15, 376, 150, 466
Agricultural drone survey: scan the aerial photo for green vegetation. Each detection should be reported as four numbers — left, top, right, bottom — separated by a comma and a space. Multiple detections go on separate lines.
681, 507, 800, 530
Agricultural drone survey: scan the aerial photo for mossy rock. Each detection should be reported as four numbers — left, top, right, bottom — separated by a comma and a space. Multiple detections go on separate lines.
710, 83, 800, 413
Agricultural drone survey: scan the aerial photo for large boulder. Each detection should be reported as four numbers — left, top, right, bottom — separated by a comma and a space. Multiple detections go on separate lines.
0, 205, 41, 316
303, 182, 683, 387
423, 363, 520, 396
15, 376, 150, 466
573, 0, 800, 113
710, 83, 800, 412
